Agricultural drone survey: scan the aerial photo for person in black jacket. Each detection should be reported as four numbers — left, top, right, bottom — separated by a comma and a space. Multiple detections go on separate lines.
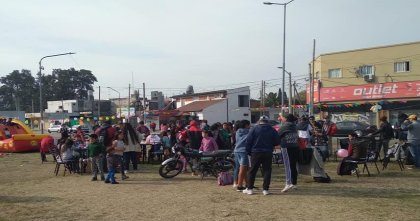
369, 116, 394, 160
278, 114, 299, 192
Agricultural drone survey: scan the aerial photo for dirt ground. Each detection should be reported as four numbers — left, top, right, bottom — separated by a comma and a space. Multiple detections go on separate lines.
1, 153, 420, 221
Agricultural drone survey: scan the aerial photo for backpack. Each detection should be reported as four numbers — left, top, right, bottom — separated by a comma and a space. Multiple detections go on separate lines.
98, 126, 111, 146
217, 171, 233, 186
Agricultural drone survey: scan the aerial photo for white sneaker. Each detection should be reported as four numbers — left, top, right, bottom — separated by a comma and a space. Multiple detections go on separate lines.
242, 188, 253, 195
124, 170, 128, 174
262, 190, 270, 195
232, 183, 238, 188
281, 184, 294, 193
292, 185, 297, 190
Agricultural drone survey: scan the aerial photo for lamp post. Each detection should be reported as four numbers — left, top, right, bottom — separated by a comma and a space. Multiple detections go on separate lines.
38, 52, 75, 134
264, 0, 295, 115
107, 87, 121, 118
278, 67, 293, 114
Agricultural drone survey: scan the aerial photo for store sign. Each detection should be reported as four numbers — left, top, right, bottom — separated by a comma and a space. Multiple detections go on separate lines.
319, 80, 420, 102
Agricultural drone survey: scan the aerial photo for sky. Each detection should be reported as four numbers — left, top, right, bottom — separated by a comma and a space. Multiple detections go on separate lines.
1, 0, 420, 100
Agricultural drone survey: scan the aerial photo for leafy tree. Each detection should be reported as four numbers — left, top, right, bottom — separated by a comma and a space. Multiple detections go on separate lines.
47, 68, 97, 100
264, 92, 279, 107
277, 88, 288, 105
0, 70, 38, 112
0, 68, 97, 112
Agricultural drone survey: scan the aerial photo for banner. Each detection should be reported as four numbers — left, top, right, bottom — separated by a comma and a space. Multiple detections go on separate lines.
319, 80, 420, 102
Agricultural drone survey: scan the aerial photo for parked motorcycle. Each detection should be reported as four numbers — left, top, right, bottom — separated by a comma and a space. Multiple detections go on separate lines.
159, 144, 234, 179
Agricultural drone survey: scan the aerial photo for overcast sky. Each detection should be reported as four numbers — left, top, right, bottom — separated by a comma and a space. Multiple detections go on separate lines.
1, 0, 420, 100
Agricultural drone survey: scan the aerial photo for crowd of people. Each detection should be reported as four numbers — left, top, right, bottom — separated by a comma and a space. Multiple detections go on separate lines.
43, 111, 420, 191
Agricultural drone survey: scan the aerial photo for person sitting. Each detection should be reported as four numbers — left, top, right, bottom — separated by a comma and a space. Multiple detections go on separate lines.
337, 132, 368, 175
4, 128, 11, 139
61, 138, 80, 173
145, 132, 162, 160
199, 130, 218, 153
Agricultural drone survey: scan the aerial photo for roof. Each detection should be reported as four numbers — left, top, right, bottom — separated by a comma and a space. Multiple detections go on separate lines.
171, 90, 226, 99
176, 100, 224, 112
320, 41, 420, 57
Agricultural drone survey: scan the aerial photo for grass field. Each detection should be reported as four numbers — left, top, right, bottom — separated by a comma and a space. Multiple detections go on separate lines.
1, 152, 420, 221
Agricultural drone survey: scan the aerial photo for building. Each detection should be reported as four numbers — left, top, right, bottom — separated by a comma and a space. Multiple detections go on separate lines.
309, 41, 420, 125
171, 86, 251, 124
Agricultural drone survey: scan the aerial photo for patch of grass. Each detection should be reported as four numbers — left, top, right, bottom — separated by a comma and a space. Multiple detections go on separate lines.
1, 153, 420, 221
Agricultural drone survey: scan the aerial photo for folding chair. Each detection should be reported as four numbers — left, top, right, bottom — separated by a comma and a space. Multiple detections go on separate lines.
49, 145, 75, 176
344, 139, 379, 178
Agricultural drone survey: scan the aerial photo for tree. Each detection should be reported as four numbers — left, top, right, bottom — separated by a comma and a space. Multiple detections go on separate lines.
264, 92, 279, 107
277, 88, 288, 105
0, 68, 97, 112
0, 70, 38, 112
47, 68, 97, 101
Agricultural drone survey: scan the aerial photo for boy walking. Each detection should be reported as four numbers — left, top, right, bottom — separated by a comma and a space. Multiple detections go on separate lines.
88, 134, 105, 181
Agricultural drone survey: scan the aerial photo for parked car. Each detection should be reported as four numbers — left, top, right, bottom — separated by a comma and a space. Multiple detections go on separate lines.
70, 125, 92, 136
333, 121, 371, 137
47, 124, 62, 133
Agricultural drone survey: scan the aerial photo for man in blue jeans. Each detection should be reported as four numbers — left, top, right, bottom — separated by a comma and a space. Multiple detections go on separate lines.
244, 116, 280, 195
402, 115, 420, 168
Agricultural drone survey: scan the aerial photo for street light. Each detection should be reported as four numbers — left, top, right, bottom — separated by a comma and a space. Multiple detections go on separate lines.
278, 67, 293, 114
107, 87, 121, 118
264, 0, 295, 115
38, 52, 75, 134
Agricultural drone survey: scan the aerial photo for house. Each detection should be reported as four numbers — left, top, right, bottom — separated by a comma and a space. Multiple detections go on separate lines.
171, 86, 251, 124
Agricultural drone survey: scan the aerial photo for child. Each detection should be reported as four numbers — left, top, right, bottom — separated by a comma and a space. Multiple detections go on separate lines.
199, 130, 218, 153
87, 134, 105, 181
105, 131, 126, 184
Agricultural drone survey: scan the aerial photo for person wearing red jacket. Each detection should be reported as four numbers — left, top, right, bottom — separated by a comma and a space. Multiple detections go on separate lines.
187, 120, 202, 150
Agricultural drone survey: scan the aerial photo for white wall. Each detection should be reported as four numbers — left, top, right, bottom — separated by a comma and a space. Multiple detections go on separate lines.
202, 100, 227, 125
45, 100, 77, 113
226, 86, 251, 123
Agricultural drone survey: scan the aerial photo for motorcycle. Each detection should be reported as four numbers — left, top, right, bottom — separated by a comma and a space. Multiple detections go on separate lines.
159, 144, 234, 179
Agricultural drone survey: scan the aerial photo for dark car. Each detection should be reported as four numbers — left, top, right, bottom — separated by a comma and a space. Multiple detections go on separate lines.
333, 121, 371, 137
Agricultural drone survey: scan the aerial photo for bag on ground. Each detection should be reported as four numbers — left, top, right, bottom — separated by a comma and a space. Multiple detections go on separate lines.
217, 171, 233, 186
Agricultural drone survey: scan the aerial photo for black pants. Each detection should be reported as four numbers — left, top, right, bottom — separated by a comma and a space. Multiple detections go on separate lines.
123, 151, 138, 170
247, 152, 273, 191
287, 148, 299, 185
378, 139, 390, 158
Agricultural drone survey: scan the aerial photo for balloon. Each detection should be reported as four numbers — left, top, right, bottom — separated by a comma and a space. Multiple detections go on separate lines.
337, 149, 349, 158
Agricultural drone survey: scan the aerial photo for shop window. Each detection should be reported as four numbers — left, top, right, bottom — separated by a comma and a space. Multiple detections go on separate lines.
394, 61, 410, 72
328, 68, 342, 78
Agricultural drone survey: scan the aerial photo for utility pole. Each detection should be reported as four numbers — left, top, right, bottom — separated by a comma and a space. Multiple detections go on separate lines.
142, 82, 146, 121
310, 39, 316, 116
128, 83, 131, 119
98, 86, 101, 120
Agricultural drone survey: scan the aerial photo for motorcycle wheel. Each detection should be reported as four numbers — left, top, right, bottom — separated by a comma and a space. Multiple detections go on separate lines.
159, 160, 183, 179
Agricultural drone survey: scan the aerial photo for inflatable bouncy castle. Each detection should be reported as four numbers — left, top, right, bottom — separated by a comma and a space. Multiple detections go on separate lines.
0, 118, 49, 153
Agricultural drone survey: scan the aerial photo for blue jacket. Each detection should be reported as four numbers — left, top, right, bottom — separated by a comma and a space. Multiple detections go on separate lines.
246, 124, 280, 154
234, 128, 250, 153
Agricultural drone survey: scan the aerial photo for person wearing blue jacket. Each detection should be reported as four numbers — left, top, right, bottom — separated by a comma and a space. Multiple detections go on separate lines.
243, 116, 280, 195
233, 120, 251, 192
